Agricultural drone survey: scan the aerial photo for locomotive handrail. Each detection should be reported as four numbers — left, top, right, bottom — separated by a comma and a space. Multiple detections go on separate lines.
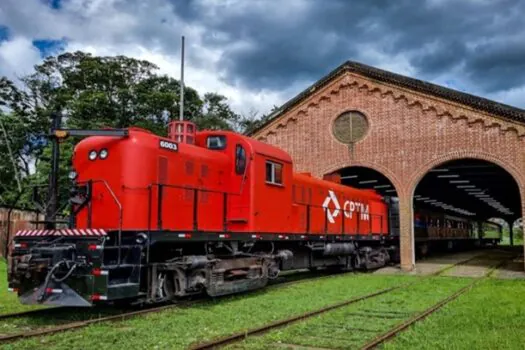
150, 182, 242, 196
146, 181, 386, 238
77, 179, 123, 265
77, 179, 123, 227
150, 182, 243, 232
95, 180, 123, 265
293, 200, 385, 236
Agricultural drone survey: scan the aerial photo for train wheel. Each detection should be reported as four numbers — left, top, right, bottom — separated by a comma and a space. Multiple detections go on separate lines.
155, 271, 174, 300
187, 269, 206, 293
352, 254, 363, 270
155, 270, 184, 300
338, 256, 353, 272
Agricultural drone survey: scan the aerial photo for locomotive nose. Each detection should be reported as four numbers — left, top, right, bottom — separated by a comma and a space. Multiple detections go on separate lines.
10, 237, 101, 307
19, 282, 92, 307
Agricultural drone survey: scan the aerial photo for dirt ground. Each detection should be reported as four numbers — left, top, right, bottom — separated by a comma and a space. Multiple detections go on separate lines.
493, 254, 525, 279
374, 247, 525, 278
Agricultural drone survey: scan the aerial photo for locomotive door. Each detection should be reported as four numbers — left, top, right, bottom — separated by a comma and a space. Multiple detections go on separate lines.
227, 144, 250, 230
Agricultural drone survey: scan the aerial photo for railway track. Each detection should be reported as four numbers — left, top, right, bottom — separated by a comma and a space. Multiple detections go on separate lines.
359, 253, 518, 350
0, 301, 195, 344
189, 251, 510, 350
1, 248, 480, 324
0, 268, 346, 322
0, 267, 356, 344
0, 306, 62, 321
0, 250, 504, 346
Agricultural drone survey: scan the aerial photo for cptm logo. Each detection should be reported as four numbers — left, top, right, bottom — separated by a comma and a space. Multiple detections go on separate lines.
322, 190, 370, 224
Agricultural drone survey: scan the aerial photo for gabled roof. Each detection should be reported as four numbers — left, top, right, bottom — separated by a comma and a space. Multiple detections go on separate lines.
251, 60, 525, 135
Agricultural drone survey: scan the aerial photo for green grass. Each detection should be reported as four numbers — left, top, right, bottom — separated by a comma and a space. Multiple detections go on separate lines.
492, 227, 523, 245
0, 260, 44, 315
225, 277, 472, 349
2, 273, 417, 350
382, 278, 525, 350
0, 270, 356, 336
3, 257, 524, 350
0, 260, 127, 336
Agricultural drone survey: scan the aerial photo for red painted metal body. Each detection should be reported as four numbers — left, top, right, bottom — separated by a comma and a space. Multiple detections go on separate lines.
73, 127, 389, 236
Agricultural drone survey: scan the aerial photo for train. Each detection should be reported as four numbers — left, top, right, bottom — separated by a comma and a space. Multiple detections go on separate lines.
6, 120, 497, 307
413, 209, 500, 256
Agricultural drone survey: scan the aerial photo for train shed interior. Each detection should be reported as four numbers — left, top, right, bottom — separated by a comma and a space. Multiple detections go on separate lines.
415, 159, 521, 239
336, 159, 522, 265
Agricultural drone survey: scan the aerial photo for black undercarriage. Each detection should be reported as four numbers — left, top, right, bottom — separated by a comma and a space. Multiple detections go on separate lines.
9, 231, 399, 307
9, 229, 500, 307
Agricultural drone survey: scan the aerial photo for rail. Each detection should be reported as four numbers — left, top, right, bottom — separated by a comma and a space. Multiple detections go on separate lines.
190, 252, 510, 350
359, 253, 517, 349
0, 268, 358, 345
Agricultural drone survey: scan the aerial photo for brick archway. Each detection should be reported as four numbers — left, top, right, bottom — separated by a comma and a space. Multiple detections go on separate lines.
408, 151, 525, 196
323, 160, 405, 198
402, 151, 525, 270
252, 61, 525, 272
407, 151, 525, 226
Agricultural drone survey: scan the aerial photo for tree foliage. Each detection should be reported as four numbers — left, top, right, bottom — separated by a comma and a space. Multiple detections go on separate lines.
0, 51, 268, 210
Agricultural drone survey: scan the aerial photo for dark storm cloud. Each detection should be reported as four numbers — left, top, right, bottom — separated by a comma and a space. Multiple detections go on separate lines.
466, 40, 525, 92
410, 40, 468, 78
190, 0, 398, 89
172, 0, 525, 99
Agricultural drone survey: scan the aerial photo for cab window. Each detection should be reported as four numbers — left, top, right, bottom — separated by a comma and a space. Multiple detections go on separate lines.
235, 145, 246, 175
207, 135, 226, 150
265, 161, 283, 185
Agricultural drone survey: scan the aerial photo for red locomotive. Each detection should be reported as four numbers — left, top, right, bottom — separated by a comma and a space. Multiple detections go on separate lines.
7, 120, 396, 306
7, 119, 497, 306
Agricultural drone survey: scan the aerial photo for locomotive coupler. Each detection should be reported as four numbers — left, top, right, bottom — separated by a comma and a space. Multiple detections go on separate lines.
14, 243, 93, 306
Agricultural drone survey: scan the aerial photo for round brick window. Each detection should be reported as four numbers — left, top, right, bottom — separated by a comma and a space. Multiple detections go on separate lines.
332, 111, 369, 144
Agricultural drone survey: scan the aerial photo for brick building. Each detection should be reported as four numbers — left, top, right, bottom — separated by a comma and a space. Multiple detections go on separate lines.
251, 61, 525, 271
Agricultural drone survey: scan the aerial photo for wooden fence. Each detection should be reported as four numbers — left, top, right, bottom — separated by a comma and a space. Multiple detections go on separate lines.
0, 208, 43, 258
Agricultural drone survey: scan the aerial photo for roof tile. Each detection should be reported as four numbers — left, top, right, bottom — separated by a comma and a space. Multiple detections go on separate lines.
251, 60, 525, 135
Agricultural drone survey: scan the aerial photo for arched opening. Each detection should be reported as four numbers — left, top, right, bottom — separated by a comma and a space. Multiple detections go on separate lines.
486, 218, 508, 243
337, 166, 399, 196
412, 158, 522, 261
327, 165, 401, 238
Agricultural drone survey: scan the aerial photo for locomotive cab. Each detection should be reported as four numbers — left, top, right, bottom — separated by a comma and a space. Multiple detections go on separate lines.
195, 130, 294, 232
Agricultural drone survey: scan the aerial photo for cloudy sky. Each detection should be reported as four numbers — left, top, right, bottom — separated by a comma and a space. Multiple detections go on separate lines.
0, 0, 524, 116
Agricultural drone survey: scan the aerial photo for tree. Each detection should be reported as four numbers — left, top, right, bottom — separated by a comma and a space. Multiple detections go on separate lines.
0, 112, 22, 204
0, 51, 242, 210
238, 105, 280, 135
197, 93, 240, 131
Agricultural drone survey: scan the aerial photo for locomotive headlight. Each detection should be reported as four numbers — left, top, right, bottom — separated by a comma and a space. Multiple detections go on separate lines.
99, 148, 108, 160
88, 150, 97, 161
68, 170, 78, 180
